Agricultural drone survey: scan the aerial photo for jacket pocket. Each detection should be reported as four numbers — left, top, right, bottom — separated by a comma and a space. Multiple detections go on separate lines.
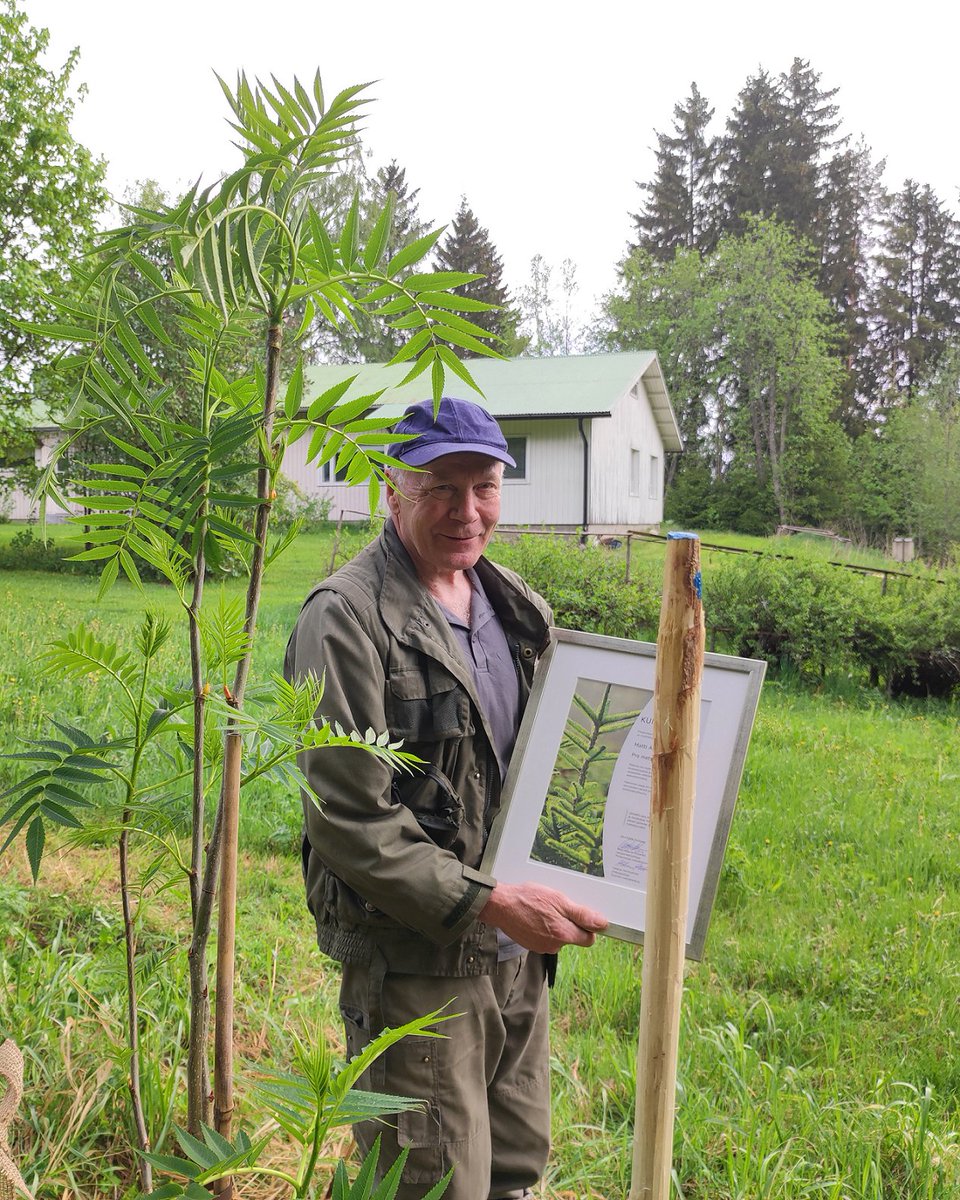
388, 663, 470, 741
393, 765, 464, 849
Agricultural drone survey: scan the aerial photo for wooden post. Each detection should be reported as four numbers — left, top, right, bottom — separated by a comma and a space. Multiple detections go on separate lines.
630, 532, 704, 1200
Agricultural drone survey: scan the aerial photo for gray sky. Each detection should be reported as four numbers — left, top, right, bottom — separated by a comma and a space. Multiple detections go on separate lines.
23, 0, 960, 326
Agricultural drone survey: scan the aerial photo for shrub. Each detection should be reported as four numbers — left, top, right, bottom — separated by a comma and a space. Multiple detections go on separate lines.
272, 474, 333, 533
0, 528, 174, 582
853, 576, 960, 697
0, 528, 86, 573
489, 534, 662, 640
703, 552, 960, 697
704, 554, 860, 678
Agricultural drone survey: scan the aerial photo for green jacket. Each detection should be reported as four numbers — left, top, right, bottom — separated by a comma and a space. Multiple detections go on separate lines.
284, 522, 552, 976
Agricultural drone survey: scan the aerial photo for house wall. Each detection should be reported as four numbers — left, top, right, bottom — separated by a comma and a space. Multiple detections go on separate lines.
279, 435, 378, 522
1, 431, 78, 523
588, 379, 666, 531
498, 419, 584, 526
279, 418, 588, 526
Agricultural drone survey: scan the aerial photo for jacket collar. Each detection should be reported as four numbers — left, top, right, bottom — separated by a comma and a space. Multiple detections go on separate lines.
378, 520, 478, 681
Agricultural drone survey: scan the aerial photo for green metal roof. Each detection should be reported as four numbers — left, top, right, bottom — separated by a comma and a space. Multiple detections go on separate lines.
303, 352, 682, 451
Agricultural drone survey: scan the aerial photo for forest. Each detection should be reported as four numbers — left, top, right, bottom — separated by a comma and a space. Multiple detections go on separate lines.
599, 60, 960, 557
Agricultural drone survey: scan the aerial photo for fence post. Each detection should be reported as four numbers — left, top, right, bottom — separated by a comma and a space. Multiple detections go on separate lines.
630, 532, 705, 1200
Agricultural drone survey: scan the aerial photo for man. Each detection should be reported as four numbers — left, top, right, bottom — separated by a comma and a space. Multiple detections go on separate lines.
285, 396, 607, 1200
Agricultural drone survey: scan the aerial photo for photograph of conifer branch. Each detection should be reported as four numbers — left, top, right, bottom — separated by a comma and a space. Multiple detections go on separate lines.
530, 679, 650, 876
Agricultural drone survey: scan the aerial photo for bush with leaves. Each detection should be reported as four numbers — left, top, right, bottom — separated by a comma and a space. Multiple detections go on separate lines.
489, 535, 662, 639
703, 553, 960, 696
271, 474, 333, 533
0, 526, 171, 579
851, 576, 960, 697
704, 554, 859, 678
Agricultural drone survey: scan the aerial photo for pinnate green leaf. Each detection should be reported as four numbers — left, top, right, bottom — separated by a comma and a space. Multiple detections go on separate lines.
404, 271, 480, 292
363, 191, 395, 272
25, 817, 45, 883
386, 228, 444, 276
307, 375, 358, 420
284, 357, 304, 419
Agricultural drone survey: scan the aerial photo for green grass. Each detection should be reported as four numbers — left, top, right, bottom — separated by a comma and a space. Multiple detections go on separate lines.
2, 533, 959, 1198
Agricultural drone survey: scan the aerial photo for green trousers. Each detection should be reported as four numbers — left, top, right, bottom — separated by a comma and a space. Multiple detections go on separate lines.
339, 950, 550, 1200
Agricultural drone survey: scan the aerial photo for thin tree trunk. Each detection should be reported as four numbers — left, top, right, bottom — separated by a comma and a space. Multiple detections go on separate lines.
766, 365, 787, 524
187, 804, 223, 1133
186, 542, 210, 1135
213, 321, 284, 1168
120, 822, 152, 1194
233, 322, 284, 707
188, 565, 207, 920
212, 723, 242, 1154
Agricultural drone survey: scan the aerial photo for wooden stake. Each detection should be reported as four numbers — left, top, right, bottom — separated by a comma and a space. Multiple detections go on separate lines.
630, 532, 704, 1200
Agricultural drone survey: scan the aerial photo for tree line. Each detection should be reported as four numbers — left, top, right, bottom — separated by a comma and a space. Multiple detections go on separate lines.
600, 59, 960, 559
1, 1, 957, 559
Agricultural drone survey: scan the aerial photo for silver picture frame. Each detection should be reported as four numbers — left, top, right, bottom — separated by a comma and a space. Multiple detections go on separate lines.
481, 628, 766, 960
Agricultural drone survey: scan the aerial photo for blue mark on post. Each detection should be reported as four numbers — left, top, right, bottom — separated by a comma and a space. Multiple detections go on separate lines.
666, 531, 702, 597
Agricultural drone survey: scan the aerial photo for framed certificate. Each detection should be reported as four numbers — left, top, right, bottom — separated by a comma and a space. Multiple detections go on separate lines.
480, 628, 766, 959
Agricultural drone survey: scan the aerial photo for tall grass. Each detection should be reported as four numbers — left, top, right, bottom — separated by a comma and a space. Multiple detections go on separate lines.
1, 533, 959, 1197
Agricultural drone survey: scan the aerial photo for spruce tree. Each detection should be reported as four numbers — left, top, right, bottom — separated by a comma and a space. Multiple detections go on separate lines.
718, 68, 783, 230
307, 157, 433, 363
775, 58, 842, 236
365, 160, 429, 267
435, 197, 519, 346
871, 180, 960, 402
818, 142, 885, 430
719, 59, 842, 247
632, 83, 720, 259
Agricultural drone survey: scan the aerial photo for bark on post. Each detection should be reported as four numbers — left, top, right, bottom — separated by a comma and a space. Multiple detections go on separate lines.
630, 532, 704, 1200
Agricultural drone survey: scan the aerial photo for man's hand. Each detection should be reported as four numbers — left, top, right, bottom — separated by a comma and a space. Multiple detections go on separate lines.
479, 881, 608, 954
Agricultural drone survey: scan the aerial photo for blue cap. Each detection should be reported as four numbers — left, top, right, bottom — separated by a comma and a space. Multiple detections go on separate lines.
387, 397, 515, 468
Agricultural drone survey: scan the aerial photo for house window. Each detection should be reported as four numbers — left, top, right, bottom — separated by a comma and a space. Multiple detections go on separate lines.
629, 449, 641, 496
504, 437, 527, 481
319, 460, 351, 483
649, 455, 660, 500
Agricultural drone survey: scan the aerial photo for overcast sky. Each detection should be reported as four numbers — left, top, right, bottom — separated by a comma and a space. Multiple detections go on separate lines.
22, 0, 960, 327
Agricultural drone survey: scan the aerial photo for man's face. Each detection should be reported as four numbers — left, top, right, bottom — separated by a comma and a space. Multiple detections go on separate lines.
387, 452, 503, 582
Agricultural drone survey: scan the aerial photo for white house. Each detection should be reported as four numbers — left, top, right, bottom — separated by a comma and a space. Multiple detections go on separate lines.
1, 414, 75, 522
282, 352, 682, 534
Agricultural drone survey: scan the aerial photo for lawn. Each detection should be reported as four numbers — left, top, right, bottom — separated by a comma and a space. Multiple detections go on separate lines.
1, 530, 958, 1198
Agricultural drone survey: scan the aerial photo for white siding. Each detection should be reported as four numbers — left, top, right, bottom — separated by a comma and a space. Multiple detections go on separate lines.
279, 435, 383, 522
1, 431, 82, 522
279, 419, 588, 526
498, 420, 585, 526
588, 380, 666, 529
